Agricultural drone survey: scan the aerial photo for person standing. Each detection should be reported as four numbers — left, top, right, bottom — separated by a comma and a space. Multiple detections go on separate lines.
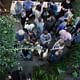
23, 0, 33, 17
21, 10, 26, 29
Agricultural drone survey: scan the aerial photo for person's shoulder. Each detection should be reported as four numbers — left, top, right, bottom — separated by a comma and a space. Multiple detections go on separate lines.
67, 32, 71, 35
48, 33, 51, 37
67, 32, 72, 40
40, 33, 44, 37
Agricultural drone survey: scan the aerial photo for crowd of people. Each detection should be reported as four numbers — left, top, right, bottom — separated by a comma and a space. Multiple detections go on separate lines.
5, 0, 80, 80
14, 0, 80, 62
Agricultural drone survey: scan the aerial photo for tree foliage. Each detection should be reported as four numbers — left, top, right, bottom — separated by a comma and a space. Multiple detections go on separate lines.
0, 16, 18, 77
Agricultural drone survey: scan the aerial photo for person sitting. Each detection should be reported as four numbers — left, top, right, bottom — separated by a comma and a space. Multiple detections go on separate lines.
48, 39, 65, 61
40, 30, 52, 48
24, 14, 36, 35
16, 29, 25, 43
59, 29, 72, 41
22, 49, 32, 60
24, 22, 35, 33
27, 31, 37, 44
51, 39, 64, 54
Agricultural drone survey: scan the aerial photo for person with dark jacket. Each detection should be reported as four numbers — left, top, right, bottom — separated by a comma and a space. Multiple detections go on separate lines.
58, 0, 72, 18
41, 7, 50, 21
62, 0, 72, 10
44, 13, 56, 32
21, 10, 26, 28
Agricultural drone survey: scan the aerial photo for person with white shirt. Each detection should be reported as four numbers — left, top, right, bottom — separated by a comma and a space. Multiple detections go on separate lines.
59, 29, 72, 41
24, 23, 35, 31
32, 4, 42, 19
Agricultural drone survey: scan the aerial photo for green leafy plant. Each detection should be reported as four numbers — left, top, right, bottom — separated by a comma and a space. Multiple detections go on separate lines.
73, 0, 80, 17
0, 16, 18, 78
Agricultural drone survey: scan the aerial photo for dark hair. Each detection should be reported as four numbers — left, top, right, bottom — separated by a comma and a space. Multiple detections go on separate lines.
43, 29, 48, 33
64, 19, 68, 22
29, 14, 35, 21
36, 4, 41, 11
